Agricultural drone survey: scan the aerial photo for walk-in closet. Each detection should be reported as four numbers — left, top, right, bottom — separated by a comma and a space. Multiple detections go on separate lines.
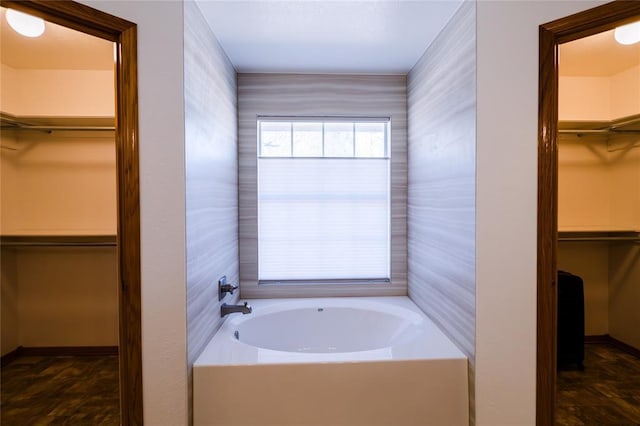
556, 26, 640, 425
1, 8, 120, 424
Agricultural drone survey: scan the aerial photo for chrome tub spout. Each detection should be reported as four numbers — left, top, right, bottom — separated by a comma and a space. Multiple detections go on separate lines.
221, 302, 252, 318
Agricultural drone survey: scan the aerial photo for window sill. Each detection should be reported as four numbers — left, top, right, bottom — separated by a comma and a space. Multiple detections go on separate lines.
241, 279, 406, 299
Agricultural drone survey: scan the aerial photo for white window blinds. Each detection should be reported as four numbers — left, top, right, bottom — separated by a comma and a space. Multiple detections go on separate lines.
258, 119, 390, 282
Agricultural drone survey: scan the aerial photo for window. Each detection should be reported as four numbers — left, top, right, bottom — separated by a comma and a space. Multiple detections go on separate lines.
257, 118, 390, 283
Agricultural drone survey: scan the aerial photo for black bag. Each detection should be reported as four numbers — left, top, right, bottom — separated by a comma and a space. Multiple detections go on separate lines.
557, 270, 585, 369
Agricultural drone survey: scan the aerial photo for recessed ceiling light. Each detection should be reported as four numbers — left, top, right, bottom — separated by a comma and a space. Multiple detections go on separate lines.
614, 21, 640, 46
6, 8, 45, 38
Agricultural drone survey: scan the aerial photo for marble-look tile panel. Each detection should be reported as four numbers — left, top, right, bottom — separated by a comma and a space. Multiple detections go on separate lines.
407, 0, 476, 422
184, 1, 238, 416
238, 73, 407, 298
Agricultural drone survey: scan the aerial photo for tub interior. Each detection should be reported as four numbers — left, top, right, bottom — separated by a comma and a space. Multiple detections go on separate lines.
235, 306, 416, 353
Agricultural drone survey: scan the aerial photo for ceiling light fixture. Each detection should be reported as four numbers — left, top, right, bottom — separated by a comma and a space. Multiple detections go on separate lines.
614, 20, 640, 45
6, 9, 45, 38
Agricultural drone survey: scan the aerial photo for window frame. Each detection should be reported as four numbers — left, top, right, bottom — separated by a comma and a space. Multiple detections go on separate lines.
256, 116, 392, 285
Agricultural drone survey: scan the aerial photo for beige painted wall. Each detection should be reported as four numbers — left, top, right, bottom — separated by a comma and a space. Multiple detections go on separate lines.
558, 135, 639, 232
1, 130, 117, 235
0, 246, 118, 356
558, 139, 639, 338
559, 76, 610, 121
559, 64, 640, 121
5, 247, 118, 349
609, 141, 640, 231
1, 248, 19, 356
557, 242, 610, 335
558, 137, 611, 231
609, 244, 640, 349
611, 65, 640, 119
1, 131, 20, 232
1, 64, 114, 117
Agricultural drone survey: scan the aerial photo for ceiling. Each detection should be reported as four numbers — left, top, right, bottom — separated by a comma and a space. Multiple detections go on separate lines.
195, 0, 463, 74
3, 3, 638, 77
560, 28, 640, 77
1, 7, 113, 71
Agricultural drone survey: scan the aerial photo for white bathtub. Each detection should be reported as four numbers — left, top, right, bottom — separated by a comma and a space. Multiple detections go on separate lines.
194, 297, 468, 425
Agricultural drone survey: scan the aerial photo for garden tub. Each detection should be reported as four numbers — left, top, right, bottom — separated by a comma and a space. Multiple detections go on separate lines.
194, 296, 468, 425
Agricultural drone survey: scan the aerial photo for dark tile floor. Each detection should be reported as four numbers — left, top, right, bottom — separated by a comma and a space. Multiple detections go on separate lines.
1, 355, 119, 425
557, 343, 640, 425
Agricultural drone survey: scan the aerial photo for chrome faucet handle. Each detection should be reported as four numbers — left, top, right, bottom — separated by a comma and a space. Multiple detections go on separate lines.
218, 276, 239, 301
224, 284, 238, 294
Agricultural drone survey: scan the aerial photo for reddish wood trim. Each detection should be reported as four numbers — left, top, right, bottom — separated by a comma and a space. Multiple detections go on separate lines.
537, 22, 558, 426
537, 2, 640, 426
0, 2, 143, 425
542, 1, 640, 44
116, 23, 143, 426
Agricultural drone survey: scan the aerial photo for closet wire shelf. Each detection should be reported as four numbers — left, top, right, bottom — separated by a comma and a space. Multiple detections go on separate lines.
1, 235, 117, 247
558, 231, 640, 243
0, 113, 115, 133
558, 113, 640, 135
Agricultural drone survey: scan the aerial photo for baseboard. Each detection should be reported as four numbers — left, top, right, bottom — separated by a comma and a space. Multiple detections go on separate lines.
1, 345, 118, 365
607, 336, 640, 359
1, 347, 22, 366
584, 334, 610, 344
585, 334, 640, 358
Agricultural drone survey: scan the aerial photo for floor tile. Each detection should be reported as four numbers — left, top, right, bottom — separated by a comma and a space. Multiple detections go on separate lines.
1, 355, 119, 426
557, 343, 640, 425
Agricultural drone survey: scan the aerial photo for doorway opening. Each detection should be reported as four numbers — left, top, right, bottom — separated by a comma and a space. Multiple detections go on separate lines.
537, 1, 640, 425
0, 1, 141, 425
